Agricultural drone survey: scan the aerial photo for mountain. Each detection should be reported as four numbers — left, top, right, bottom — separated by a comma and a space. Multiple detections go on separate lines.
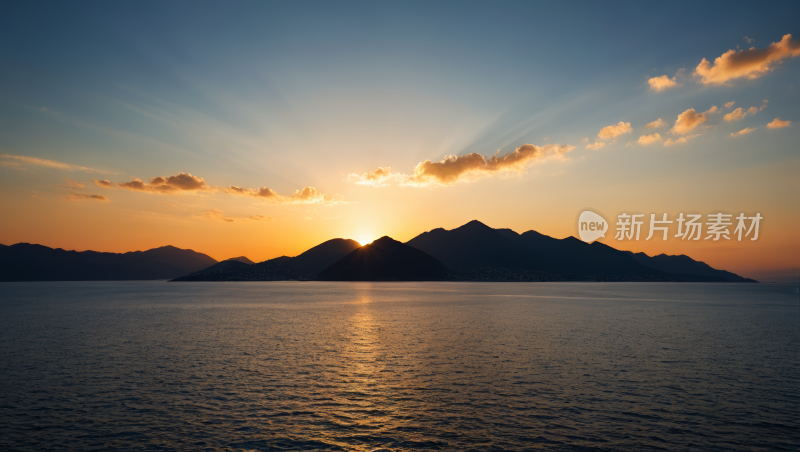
0, 243, 217, 281
406, 220, 662, 280
171, 239, 361, 281
227, 256, 255, 265
625, 252, 757, 282
405, 220, 745, 282
281, 239, 361, 279
316, 236, 449, 281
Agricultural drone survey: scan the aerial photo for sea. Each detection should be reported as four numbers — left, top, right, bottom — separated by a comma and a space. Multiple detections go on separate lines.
0, 281, 798, 451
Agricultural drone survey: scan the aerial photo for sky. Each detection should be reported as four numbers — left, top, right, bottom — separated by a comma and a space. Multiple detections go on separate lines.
1, 0, 798, 279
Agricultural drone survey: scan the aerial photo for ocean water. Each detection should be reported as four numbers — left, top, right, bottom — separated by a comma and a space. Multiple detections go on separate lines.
0, 282, 798, 451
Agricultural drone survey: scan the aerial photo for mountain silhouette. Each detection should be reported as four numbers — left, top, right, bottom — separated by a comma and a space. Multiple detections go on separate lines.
226, 256, 255, 264
315, 236, 449, 281
0, 243, 217, 281
171, 239, 360, 281
624, 251, 756, 282
405, 220, 743, 281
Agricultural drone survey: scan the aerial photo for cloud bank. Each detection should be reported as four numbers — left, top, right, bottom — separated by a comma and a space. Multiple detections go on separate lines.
694, 34, 800, 85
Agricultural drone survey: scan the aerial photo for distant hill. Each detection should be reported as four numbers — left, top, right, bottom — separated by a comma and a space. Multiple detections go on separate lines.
226, 256, 255, 265
171, 239, 360, 281
624, 252, 756, 282
316, 236, 449, 281
405, 220, 744, 282
0, 243, 217, 281
406, 220, 666, 280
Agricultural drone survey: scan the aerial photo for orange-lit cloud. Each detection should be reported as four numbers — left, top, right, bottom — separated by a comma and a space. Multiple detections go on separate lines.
1, 154, 109, 173
115, 172, 210, 194
201, 209, 234, 223
406, 143, 575, 186
93, 179, 114, 188
637, 133, 662, 146
585, 141, 606, 150
598, 122, 632, 139
724, 101, 768, 122
645, 118, 666, 129
648, 69, 684, 92
347, 167, 394, 186
694, 34, 800, 85
767, 117, 791, 129
730, 127, 756, 137
724, 101, 736, 109
664, 134, 701, 147
671, 106, 718, 135
199, 210, 275, 223
63, 192, 109, 201
221, 185, 333, 204
1, 161, 23, 169
62, 178, 85, 188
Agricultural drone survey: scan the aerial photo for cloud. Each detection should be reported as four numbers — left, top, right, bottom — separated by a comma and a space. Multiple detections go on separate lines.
767, 117, 791, 129
0, 154, 111, 173
0, 161, 23, 169
724, 101, 736, 109
744, 37, 754, 44
62, 178, 85, 189
221, 185, 333, 204
63, 192, 109, 201
730, 127, 756, 137
202, 209, 234, 223
671, 106, 718, 135
581, 137, 589, 143
694, 34, 800, 85
724, 101, 768, 122
108, 172, 211, 194
637, 133, 662, 146
645, 118, 666, 129
597, 122, 632, 139
93, 179, 114, 188
199, 210, 275, 223
401, 143, 575, 186
585, 141, 606, 150
347, 167, 395, 186
664, 134, 701, 147
647, 69, 684, 92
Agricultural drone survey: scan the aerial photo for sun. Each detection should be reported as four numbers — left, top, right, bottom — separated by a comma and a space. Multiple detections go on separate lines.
356, 236, 374, 246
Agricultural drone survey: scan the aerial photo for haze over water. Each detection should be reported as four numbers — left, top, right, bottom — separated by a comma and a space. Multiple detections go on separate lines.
1, 282, 798, 451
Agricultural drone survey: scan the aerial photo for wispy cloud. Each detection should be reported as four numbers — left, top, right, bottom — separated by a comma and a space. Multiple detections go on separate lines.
730, 127, 756, 137
767, 117, 791, 129
221, 185, 334, 204
664, 134, 701, 147
597, 122, 632, 139
347, 167, 394, 187
198, 209, 275, 223
1, 154, 113, 173
62, 192, 110, 202
724, 101, 736, 109
694, 34, 800, 85
62, 178, 85, 189
585, 141, 606, 150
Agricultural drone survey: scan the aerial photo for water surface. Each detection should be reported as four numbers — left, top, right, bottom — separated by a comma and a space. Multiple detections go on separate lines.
1, 282, 798, 451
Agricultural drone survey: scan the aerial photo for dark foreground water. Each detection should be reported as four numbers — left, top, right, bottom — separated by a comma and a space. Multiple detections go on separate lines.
0, 282, 798, 451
